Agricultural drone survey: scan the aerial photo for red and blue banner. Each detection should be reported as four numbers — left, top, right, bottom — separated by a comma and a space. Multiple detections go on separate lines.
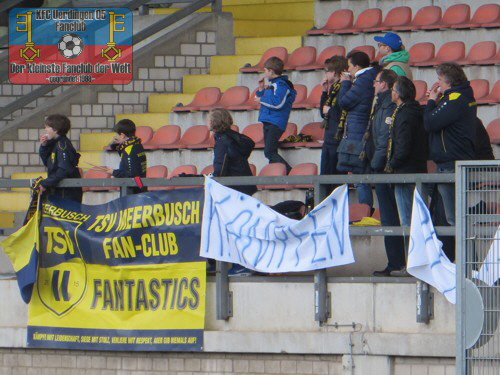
9, 8, 132, 84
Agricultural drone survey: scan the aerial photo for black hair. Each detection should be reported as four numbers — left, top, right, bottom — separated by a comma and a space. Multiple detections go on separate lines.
378, 69, 398, 89
394, 76, 416, 103
45, 114, 71, 136
113, 119, 136, 137
346, 51, 370, 69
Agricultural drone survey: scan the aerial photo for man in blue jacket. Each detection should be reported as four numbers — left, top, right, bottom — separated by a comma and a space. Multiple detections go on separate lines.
256, 57, 296, 173
424, 63, 477, 226
337, 51, 379, 208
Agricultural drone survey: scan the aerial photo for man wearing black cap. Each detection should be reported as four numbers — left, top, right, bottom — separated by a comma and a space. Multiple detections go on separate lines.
374, 32, 413, 79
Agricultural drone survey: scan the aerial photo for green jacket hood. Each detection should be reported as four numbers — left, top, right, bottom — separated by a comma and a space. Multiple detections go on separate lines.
381, 50, 409, 65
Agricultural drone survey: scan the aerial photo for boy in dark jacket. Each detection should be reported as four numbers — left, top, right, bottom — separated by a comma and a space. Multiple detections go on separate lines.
39, 114, 82, 203
105, 119, 147, 194
256, 57, 296, 173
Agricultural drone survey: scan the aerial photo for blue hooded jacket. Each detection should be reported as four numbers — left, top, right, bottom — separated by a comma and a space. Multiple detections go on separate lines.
256, 75, 296, 131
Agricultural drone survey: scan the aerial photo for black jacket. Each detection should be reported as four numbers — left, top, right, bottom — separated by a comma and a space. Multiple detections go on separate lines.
388, 100, 427, 173
424, 82, 477, 169
474, 118, 494, 160
213, 129, 257, 196
367, 90, 396, 171
319, 82, 343, 146
111, 137, 147, 194
39, 135, 82, 202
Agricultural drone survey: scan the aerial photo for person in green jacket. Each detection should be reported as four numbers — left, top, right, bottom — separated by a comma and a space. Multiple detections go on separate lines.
374, 32, 413, 79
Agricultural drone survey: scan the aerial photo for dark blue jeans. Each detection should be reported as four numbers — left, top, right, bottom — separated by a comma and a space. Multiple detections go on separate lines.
375, 183, 406, 270
263, 122, 291, 173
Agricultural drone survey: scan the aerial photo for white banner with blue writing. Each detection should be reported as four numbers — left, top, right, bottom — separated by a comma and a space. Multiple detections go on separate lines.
200, 178, 354, 273
473, 226, 500, 286
407, 189, 456, 304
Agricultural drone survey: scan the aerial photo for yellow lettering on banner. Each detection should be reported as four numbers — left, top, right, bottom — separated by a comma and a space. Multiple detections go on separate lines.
141, 232, 178, 257
44, 227, 74, 255
142, 205, 154, 227
153, 204, 165, 226
132, 206, 143, 229
87, 215, 104, 231
102, 237, 135, 259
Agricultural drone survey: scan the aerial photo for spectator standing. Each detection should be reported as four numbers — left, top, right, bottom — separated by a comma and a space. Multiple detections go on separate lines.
319, 55, 348, 193
423, 63, 477, 226
374, 32, 413, 79
105, 119, 147, 194
337, 50, 379, 209
256, 57, 296, 173
367, 70, 406, 277
38, 114, 83, 203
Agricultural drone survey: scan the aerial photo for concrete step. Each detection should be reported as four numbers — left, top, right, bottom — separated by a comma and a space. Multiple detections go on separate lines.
148, 93, 194, 113
182, 73, 238, 94
235, 36, 302, 55
210, 55, 260, 74
114, 113, 170, 131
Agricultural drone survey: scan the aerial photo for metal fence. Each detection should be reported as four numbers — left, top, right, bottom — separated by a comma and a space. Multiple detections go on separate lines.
456, 160, 500, 374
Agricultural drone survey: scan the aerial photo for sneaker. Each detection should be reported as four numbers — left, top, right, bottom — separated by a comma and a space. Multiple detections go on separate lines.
390, 267, 411, 277
206, 262, 216, 274
372, 267, 393, 277
228, 264, 254, 277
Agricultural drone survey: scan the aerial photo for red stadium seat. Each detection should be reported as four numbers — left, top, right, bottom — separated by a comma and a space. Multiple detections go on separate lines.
136, 126, 154, 145
365, 6, 412, 32
249, 164, 257, 176
427, 41, 465, 65
482, 81, 500, 104
459, 4, 500, 28
284, 46, 317, 71
307, 9, 354, 35
427, 160, 437, 174
143, 125, 182, 150
82, 168, 119, 192
146, 165, 169, 191
349, 203, 371, 222
279, 123, 298, 142
431, 4, 470, 29
409, 42, 435, 66
167, 165, 198, 190
291, 85, 308, 109
458, 41, 497, 65
470, 79, 490, 104
172, 87, 222, 112
296, 45, 346, 71
486, 119, 500, 144
476, 46, 500, 65
240, 47, 288, 73
394, 6, 442, 31
294, 84, 322, 109
200, 86, 249, 110
288, 163, 319, 189
201, 165, 214, 175
300, 122, 324, 147
257, 163, 288, 190
180, 125, 211, 149
341, 8, 382, 33
227, 88, 260, 111
413, 80, 428, 105
351, 45, 376, 62
242, 123, 264, 148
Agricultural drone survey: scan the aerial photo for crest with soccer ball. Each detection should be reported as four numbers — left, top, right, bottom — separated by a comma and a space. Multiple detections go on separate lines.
57, 34, 84, 59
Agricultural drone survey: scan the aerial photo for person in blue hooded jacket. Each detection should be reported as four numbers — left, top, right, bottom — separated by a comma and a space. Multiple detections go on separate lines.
256, 56, 296, 173
337, 50, 380, 208
424, 62, 477, 226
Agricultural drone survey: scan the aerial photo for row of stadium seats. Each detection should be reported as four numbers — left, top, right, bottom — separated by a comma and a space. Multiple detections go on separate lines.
127, 118, 500, 153
240, 41, 499, 73
308, 4, 499, 35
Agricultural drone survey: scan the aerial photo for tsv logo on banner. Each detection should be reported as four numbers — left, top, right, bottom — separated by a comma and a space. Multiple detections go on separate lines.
8, 8, 132, 84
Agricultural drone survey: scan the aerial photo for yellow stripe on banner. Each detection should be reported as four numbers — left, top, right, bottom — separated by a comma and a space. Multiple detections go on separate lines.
28, 261, 206, 330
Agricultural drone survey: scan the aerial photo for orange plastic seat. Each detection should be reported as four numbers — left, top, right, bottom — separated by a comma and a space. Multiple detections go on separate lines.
413, 80, 428, 105
458, 41, 498, 65
482, 81, 500, 104
296, 45, 346, 71
365, 6, 412, 32
201, 165, 214, 175
249, 164, 257, 176
394, 6, 442, 31
294, 84, 322, 109
180, 125, 211, 149
167, 165, 198, 190
227, 88, 260, 111
279, 122, 298, 142
240, 47, 288, 73
135, 126, 154, 145
82, 168, 119, 192
284, 46, 317, 71
307, 9, 354, 35
291, 85, 308, 109
143, 125, 181, 150
341, 8, 382, 33
427, 160, 437, 174
431, 4, 470, 29
301, 122, 324, 147
470, 79, 490, 104
349, 203, 371, 222
409, 42, 435, 66
172, 87, 222, 112
242, 123, 264, 148
476, 46, 500, 65
459, 4, 500, 28
486, 119, 500, 144
427, 41, 465, 65
257, 163, 288, 190
146, 165, 169, 191
200, 86, 249, 110
351, 45, 376, 62
288, 163, 319, 189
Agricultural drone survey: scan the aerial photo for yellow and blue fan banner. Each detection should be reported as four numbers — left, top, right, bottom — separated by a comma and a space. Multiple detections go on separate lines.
4, 189, 205, 351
